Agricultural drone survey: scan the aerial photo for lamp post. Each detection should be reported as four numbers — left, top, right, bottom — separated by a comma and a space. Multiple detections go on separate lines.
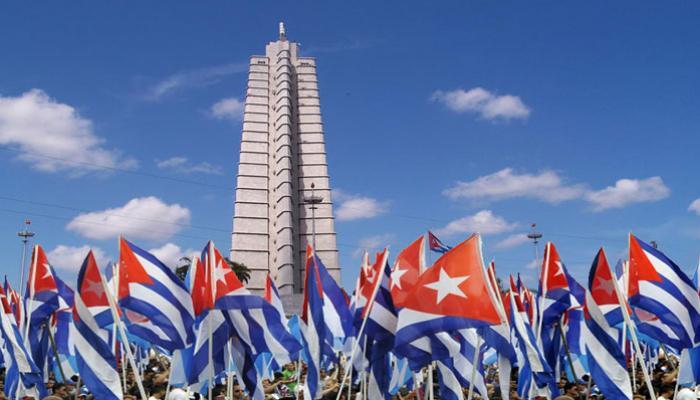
304, 183, 324, 250
18, 219, 35, 299
527, 223, 543, 267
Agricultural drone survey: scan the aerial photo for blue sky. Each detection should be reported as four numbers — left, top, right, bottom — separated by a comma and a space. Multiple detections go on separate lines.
1, 2, 700, 291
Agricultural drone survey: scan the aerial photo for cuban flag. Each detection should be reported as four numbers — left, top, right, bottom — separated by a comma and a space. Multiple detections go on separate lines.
300, 245, 326, 400
0, 284, 45, 399
362, 249, 397, 346
438, 328, 488, 400
264, 273, 286, 318
183, 253, 231, 392
509, 287, 558, 398
310, 245, 353, 351
23, 245, 60, 328
207, 242, 301, 368
538, 242, 572, 330
50, 273, 77, 382
23, 245, 61, 381
367, 349, 392, 400
588, 249, 625, 327
583, 289, 632, 400
628, 234, 700, 349
118, 237, 195, 351
428, 230, 452, 254
72, 252, 123, 400
390, 235, 425, 308
395, 234, 502, 358
4, 277, 22, 328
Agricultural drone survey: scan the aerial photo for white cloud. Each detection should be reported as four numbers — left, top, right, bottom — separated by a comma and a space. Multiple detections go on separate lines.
0, 89, 136, 174
47, 245, 109, 271
435, 210, 518, 238
66, 196, 191, 241
148, 243, 195, 269
431, 87, 530, 121
494, 233, 530, 250
353, 233, 394, 258
144, 63, 247, 100
525, 259, 538, 270
156, 156, 222, 175
444, 168, 586, 204
210, 98, 244, 121
585, 177, 670, 211
333, 189, 389, 221
689, 199, 700, 216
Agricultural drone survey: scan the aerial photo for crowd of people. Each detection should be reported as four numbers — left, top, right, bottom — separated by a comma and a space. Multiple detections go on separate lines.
0, 348, 694, 400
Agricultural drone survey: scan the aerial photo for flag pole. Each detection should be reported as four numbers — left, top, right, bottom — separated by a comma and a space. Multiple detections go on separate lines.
608, 238, 656, 399
207, 244, 216, 400
334, 250, 390, 400
45, 321, 67, 383
466, 335, 482, 400
22, 245, 38, 341
100, 263, 148, 400
536, 242, 550, 341
557, 321, 578, 383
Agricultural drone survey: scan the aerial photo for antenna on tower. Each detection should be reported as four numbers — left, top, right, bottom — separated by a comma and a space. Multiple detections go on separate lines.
527, 223, 543, 269
279, 22, 287, 40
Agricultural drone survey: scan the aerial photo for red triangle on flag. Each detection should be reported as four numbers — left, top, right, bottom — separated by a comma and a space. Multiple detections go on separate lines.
401, 234, 500, 324
390, 235, 425, 308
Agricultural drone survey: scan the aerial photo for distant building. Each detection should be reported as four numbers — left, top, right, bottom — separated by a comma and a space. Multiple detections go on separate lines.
231, 23, 340, 297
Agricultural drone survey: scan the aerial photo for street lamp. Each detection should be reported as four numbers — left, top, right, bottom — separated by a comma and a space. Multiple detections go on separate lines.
18, 219, 35, 298
304, 183, 324, 250
527, 223, 543, 268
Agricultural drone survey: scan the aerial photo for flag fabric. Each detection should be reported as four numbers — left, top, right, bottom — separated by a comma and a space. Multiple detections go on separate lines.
367, 349, 392, 400
437, 328, 488, 400
538, 242, 572, 329
395, 234, 502, 358
72, 257, 123, 400
628, 234, 700, 349
204, 242, 301, 380
312, 246, 353, 350
118, 237, 195, 351
362, 249, 397, 346
4, 277, 22, 328
0, 284, 45, 399
678, 347, 700, 387
390, 235, 425, 308
508, 288, 558, 397
300, 245, 326, 400
264, 273, 286, 318
182, 253, 230, 392
588, 248, 624, 327
24, 245, 60, 328
583, 290, 632, 400
428, 231, 452, 254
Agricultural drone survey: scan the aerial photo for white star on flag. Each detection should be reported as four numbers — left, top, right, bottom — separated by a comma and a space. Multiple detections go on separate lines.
390, 265, 408, 290
553, 261, 565, 277
593, 274, 615, 296
424, 267, 470, 304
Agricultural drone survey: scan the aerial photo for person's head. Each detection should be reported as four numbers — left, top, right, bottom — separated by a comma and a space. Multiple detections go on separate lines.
563, 382, 579, 397
676, 388, 697, 400
150, 384, 167, 399
53, 383, 68, 396
231, 383, 244, 400
285, 363, 296, 372
660, 384, 675, 399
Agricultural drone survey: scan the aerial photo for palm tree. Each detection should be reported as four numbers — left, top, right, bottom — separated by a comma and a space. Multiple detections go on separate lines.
175, 256, 251, 284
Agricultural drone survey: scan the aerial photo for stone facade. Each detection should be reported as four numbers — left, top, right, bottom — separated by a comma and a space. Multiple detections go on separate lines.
231, 23, 340, 295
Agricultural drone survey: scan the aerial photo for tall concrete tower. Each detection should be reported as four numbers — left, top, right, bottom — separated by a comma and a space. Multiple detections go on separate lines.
231, 23, 340, 296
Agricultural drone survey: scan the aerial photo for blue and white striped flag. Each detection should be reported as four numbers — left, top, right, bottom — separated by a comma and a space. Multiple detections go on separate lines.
72, 293, 123, 400
119, 237, 195, 351
583, 290, 632, 400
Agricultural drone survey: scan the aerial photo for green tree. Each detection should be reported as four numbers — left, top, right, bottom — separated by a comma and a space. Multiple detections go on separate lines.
175, 256, 251, 284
